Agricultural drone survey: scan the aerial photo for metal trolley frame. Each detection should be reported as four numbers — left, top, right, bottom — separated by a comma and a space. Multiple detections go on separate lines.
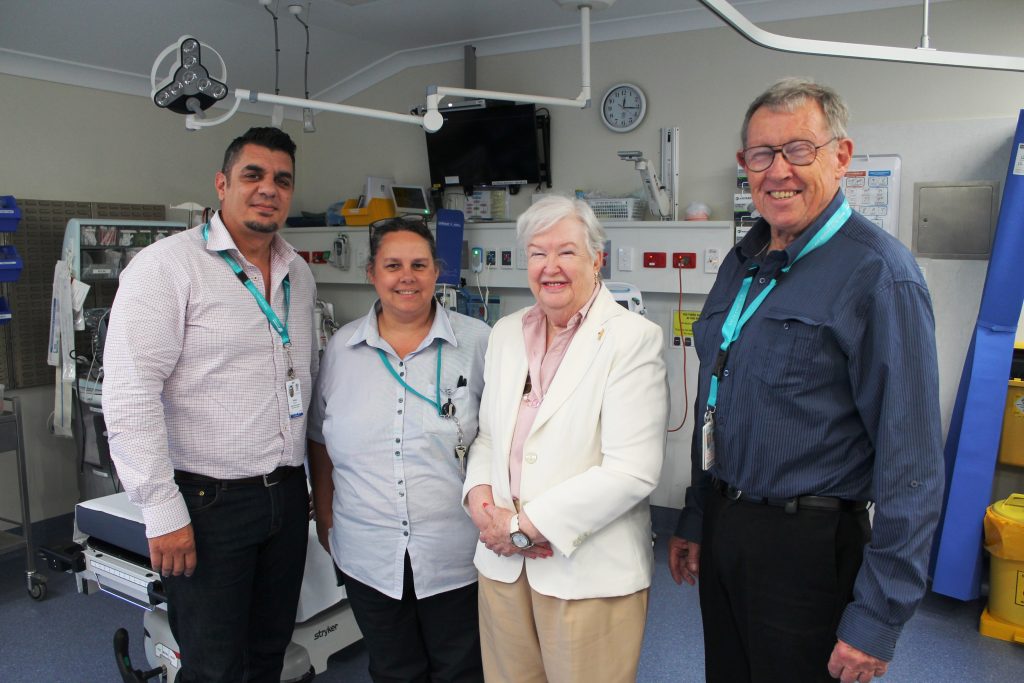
0, 396, 47, 599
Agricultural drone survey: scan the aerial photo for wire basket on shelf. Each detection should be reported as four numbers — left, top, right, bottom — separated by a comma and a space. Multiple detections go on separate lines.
584, 197, 647, 221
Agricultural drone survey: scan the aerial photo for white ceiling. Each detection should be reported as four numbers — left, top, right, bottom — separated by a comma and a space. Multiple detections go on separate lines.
0, 0, 939, 105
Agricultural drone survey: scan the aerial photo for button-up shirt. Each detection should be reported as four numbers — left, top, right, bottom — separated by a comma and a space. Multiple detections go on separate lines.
509, 284, 600, 499
307, 303, 489, 599
675, 192, 943, 661
103, 212, 319, 537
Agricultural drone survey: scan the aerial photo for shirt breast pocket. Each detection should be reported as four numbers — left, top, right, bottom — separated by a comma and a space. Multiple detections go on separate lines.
750, 309, 822, 392
693, 300, 731, 366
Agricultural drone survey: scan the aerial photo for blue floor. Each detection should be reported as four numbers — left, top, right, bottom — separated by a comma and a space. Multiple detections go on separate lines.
1, 525, 1022, 681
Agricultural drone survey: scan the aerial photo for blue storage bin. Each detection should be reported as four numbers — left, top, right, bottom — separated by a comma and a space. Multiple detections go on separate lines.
0, 196, 21, 232
0, 245, 23, 282
0, 297, 10, 324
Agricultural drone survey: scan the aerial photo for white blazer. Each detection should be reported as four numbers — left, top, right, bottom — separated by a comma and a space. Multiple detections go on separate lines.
463, 285, 668, 600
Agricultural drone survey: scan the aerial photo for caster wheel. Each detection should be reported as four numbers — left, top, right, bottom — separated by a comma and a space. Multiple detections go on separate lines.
29, 581, 47, 601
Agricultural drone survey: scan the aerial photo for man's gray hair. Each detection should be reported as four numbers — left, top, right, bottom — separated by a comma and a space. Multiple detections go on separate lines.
516, 195, 606, 261
740, 77, 850, 147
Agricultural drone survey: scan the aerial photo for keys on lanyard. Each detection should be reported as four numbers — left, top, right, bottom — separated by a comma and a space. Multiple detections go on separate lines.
442, 387, 466, 476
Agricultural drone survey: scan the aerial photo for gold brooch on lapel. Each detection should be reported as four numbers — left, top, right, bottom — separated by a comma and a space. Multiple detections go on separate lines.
597, 328, 605, 340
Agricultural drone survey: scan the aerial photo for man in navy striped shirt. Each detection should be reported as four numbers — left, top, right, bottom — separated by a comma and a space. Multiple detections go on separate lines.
669, 78, 943, 683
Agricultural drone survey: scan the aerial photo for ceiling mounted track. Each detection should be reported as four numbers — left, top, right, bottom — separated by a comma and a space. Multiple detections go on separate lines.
699, 0, 1024, 72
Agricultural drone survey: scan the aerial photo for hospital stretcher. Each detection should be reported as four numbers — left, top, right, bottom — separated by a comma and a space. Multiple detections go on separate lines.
64, 492, 361, 682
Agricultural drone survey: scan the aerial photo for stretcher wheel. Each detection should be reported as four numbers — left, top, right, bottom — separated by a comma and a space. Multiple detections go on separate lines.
28, 577, 47, 601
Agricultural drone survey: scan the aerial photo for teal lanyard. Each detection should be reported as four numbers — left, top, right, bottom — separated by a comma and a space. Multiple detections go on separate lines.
202, 222, 291, 347
706, 200, 851, 411
377, 344, 444, 416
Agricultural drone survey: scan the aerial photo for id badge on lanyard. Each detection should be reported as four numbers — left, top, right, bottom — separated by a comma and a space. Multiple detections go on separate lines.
286, 378, 303, 418
702, 410, 716, 471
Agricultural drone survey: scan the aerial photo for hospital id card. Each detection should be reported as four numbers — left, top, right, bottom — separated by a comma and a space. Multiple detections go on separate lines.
286, 379, 303, 418
702, 414, 716, 470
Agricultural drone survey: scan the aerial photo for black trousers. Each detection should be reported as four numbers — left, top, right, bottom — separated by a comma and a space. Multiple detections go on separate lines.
698, 487, 871, 683
164, 471, 309, 683
340, 553, 483, 683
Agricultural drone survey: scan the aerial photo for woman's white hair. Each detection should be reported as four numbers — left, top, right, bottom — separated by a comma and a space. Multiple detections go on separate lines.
515, 194, 606, 260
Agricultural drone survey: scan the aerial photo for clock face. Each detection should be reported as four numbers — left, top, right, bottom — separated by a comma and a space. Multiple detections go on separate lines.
601, 83, 646, 133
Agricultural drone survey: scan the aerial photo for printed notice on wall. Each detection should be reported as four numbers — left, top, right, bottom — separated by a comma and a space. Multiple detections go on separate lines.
842, 154, 901, 238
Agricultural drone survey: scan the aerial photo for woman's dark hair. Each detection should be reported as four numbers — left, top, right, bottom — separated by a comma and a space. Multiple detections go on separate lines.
366, 216, 440, 271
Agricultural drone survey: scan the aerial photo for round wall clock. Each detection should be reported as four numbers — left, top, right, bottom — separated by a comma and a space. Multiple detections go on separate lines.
600, 83, 647, 133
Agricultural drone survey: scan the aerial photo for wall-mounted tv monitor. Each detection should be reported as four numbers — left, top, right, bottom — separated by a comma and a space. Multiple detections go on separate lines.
425, 104, 542, 194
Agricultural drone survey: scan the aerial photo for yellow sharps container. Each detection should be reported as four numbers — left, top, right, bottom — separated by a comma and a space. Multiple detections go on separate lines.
980, 493, 1024, 642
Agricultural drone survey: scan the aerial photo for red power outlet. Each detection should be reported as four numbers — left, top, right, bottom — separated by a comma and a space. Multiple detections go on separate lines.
643, 252, 667, 268
673, 252, 697, 269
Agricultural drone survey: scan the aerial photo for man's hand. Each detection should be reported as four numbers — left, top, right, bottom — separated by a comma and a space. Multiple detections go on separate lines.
668, 536, 700, 586
827, 640, 889, 682
149, 524, 197, 578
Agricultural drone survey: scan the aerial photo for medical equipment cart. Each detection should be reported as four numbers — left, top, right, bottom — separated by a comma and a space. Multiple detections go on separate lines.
0, 396, 47, 599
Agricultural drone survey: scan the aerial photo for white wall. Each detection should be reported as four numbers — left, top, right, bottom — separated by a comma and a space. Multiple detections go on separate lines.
2, 0, 1023, 520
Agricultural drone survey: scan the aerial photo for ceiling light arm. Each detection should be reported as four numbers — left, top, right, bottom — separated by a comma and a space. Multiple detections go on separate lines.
699, 0, 1024, 72
423, 4, 593, 131
233, 89, 423, 126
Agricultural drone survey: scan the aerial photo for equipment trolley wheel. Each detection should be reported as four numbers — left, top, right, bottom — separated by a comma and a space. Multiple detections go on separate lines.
27, 573, 47, 601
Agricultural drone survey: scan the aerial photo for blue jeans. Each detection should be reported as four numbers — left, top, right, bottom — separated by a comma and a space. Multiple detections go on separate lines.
163, 468, 309, 683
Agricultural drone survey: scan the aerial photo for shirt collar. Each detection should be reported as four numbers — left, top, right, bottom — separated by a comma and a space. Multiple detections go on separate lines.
735, 190, 846, 268
523, 281, 602, 331
347, 300, 457, 355
206, 211, 296, 267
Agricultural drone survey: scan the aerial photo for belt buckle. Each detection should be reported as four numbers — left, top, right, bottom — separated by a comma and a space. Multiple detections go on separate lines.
262, 472, 279, 487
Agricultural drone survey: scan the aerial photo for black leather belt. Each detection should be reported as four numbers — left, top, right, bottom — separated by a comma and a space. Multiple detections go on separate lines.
174, 465, 302, 488
714, 479, 868, 514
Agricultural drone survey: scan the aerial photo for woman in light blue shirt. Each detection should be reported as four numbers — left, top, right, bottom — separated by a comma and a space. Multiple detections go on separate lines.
308, 215, 489, 683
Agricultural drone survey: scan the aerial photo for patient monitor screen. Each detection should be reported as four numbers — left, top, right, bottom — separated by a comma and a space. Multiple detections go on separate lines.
392, 186, 430, 215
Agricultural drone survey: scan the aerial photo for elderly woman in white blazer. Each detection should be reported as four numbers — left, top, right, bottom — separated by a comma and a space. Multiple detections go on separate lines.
463, 195, 669, 683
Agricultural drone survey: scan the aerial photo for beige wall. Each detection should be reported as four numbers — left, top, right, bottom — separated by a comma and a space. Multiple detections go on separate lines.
1, 0, 1022, 521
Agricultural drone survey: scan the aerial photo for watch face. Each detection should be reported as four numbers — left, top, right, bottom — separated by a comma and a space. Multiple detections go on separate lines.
511, 531, 532, 549
601, 84, 646, 133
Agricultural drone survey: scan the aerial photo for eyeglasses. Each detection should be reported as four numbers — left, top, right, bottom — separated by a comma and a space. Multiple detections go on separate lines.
368, 213, 427, 235
740, 137, 837, 173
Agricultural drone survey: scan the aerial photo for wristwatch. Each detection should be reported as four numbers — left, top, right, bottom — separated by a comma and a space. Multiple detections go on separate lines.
510, 514, 534, 549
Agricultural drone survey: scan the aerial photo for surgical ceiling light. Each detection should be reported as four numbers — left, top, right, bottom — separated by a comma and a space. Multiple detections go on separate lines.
151, 37, 229, 117
699, 0, 1024, 72
152, 1, 610, 132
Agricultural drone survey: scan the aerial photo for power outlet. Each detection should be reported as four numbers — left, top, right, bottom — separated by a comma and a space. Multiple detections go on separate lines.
704, 248, 722, 274
673, 252, 697, 269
